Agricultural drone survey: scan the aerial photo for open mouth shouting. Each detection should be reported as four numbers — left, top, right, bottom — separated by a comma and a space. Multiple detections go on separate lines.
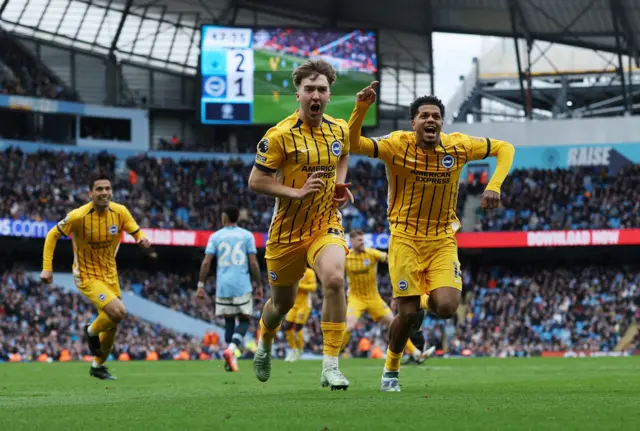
309, 103, 321, 115
424, 125, 437, 139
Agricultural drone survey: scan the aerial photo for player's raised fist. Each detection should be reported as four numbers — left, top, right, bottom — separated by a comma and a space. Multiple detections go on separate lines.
356, 81, 379, 105
40, 270, 53, 284
480, 190, 500, 210
137, 237, 151, 248
297, 171, 325, 200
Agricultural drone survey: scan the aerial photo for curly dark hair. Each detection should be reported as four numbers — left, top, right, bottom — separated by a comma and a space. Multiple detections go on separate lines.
410, 95, 445, 120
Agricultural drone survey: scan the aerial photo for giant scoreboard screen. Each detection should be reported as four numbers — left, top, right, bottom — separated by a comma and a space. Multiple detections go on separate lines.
200, 26, 379, 126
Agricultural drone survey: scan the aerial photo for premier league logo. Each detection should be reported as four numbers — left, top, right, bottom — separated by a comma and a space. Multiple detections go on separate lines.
258, 138, 269, 153
441, 154, 455, 169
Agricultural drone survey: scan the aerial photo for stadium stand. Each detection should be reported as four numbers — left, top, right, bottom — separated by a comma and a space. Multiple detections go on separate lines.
474, 166, 640, 232
3, 262, 637, 362
0, 270, 218, 363
0, 30, 76, 100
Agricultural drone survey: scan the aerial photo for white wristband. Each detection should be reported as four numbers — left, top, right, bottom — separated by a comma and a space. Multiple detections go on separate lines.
197, 281, 205, 289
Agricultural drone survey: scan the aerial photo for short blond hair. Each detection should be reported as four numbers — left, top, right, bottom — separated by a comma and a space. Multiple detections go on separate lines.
292, 60, 337, 88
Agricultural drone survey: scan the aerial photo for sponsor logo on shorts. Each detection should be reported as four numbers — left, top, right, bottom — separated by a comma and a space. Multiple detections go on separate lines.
98, 293, 106, 301
442, 154, 455, 169
109, 224, 118, 235
331, 141, 342, 157
269, 270, 277, 281
453, 261, 461, 279
398, 280, 408, 291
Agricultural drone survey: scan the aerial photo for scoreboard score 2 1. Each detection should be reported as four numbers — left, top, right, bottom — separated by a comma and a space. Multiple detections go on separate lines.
200, 26, 255, 124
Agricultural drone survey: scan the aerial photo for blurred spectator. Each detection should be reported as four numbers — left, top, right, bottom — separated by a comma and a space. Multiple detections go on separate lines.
475, 165, 640, 232
0, 270, 216, 362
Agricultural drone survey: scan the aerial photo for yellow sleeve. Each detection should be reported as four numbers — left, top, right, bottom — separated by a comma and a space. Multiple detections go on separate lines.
254, 127, 285, 173
348, 102, 395, 162
371, 249, 388, 263
462, 134, 516, 194
42, 228, 62, 271
42, 209, 80, 271
121, 206, 145, 241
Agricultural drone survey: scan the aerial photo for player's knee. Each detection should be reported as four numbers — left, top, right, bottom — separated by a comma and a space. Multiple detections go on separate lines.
402, 310, 420, 328
321, 274, 345, 294
283, 320, 295, 330
433, 301, 457, 319
273, 298, 295, 316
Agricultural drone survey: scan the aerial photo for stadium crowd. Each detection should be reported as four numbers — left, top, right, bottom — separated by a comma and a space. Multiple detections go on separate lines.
3, 262, 637, 363
436, 264, 639, 357
0, 147, 467, 233
0, 270, 217, 362
474, 165, 640, 232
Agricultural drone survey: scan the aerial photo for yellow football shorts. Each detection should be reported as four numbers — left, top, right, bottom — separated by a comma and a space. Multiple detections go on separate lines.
265, 224, 348, 287
347, 295, 392, 322
389, 234, 462, 298
77, 279, 121, 309
285, 292, 312, 325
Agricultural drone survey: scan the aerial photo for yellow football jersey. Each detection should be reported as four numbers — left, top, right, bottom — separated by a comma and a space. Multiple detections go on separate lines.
352, 129, 513, 240
254, 111, 351, 244
345, 248, 387, 300
298, 267, 318, 293
43, 202, 145, 285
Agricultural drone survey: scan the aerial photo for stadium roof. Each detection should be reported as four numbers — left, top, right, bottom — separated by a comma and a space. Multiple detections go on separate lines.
2, 0, 639, 72
132, 0, 640, 63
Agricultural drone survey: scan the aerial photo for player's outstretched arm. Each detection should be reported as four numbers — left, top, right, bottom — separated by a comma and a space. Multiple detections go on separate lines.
249, 167, 325, 200
348, 81, 379, 155
481, 138, 516, 209
41, 226, 63, 284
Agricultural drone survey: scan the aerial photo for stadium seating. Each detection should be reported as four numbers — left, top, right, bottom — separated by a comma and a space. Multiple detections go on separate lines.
474, 165, 640, 232
428, 265, 639, 357
3, 262, 637, 362
0, 270, 217, 362
0, 147, 467, 232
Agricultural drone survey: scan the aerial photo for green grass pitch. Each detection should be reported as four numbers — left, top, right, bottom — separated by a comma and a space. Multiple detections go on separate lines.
252, 49, 378, 126
1, 357, 638, 430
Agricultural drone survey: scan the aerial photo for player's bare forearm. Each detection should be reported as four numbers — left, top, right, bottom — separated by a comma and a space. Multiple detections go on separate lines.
348, 102, 369, 153
249, 263, 261, 284
337, 153, 349, 184
42, 227, 61, 271
248, 254, 262, 284
485, 142, 516, 193
199, 262, 210, 284
248, 167, 301, 199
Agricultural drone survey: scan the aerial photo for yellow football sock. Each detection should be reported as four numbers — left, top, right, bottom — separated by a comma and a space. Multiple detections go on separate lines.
385, 348, 403, 372
405, 339, 417, 355
95, 327, 117, 365
340, 330, 352, 352
285, 328, 296, 349
89, 311, 115, 335
259, 317, 280, 345
296, 330, 304, 351
321, 322, 346, 357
